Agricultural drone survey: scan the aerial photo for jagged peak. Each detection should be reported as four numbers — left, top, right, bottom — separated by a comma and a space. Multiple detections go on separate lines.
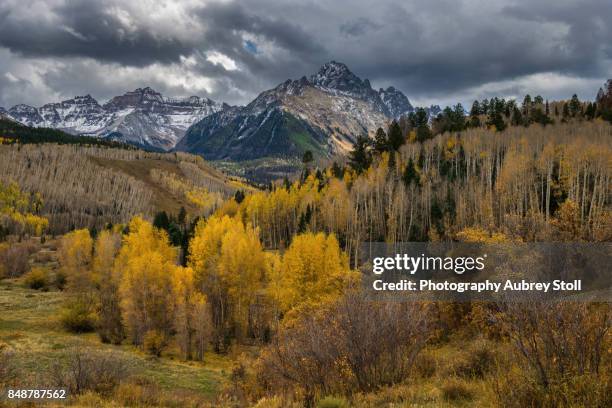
60, 94, 100, 105
9, 103, 37, 112
134, 86, 160, 94
317, 60, 352, 75
310, 61, 363, 88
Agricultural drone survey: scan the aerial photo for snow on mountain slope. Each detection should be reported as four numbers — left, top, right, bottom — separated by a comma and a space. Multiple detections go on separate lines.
6, 88, 225, 150
177, 61, 415, 161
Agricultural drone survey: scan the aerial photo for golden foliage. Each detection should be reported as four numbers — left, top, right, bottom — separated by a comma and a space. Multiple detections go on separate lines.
0, 181, 48, 236
268, 232, 357, 315
116, 216, 177, 345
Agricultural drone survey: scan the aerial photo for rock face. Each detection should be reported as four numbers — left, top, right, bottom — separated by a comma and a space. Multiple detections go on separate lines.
177, 61, 417, 161
5, 88, 224, 150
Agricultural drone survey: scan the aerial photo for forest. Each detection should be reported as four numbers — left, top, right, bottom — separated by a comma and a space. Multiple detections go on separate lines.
0, 85, 611, 407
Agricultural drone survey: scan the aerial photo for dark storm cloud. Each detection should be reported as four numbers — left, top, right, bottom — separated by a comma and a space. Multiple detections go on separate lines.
0, 0, 610, 108
0, 0, 195, 66
340, 18, 382, 37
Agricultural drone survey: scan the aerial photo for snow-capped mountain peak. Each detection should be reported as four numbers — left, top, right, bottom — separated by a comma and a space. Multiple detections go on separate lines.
177, 61, 421, 165
5, 89, 226, 150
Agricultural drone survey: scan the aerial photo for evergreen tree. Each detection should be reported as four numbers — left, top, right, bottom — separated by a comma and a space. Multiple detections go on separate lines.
569, 94, 581, 117
402, 158, 420, 187
412, 108, 431, 142
470, 100, 481, 116
481, 99, 489, 115
234, 190, 245, 204
302, 150, 314, 165
511, 106, 523, 126
562, 103, 570, 118
373, 127, 388, 154
348, 136, 372, 174
153, 211, 170, 231
331, 162, 344, 179
178, 207, 187, 225
387, 121, 404, 151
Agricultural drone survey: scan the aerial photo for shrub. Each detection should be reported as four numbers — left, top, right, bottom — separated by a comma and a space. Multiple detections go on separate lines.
0, 342, 18, 386
54, 270, 67, 290
455, 340, 495, 379
252, 396, 289, 408
60, 299, 96, 333
413, 352, 437, 378
143, 330, 166, 357
52, 349, 128, 395
317, 396, 350, 408
0, 241, 38, 277
32, 250, 54, 264
23, 267, 50, 290
258, 292, 433, 399
441, 378, 474, 402
492, 366, 612, 408
499, 302, 609, 386
114, 379, 162, 407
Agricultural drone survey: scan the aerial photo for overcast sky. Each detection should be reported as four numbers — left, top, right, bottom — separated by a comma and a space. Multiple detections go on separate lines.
1, 0, 611, 109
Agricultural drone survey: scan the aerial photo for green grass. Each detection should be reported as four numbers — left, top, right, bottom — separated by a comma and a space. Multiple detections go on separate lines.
0, 279, 230, 399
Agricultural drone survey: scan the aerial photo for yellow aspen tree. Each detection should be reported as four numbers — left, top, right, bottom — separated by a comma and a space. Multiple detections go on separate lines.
172, 265, 211, 360
217, 219, 267, 340
58, 229, 94, 293
188, 215, 235, 349
92, 230, 123, 344
116, 216, 177, 347
272, 232, 356, 315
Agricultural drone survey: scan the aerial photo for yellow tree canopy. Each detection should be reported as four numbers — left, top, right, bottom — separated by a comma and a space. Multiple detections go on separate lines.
58, 229, 94, 292
269, 232, 357, 314
115, 216, 179, 344
0, 181, 48, 236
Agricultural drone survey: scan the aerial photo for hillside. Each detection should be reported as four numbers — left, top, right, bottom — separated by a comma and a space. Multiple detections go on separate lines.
0, 118, 132, 148
0, 142, 243, 234
176, 62, 438, 165
0, 243, 232, 406
1, 119, 609, 407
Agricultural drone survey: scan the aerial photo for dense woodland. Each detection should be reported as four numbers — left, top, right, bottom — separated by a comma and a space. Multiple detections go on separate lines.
1, 86, 611, 407
0, 118, 133, 148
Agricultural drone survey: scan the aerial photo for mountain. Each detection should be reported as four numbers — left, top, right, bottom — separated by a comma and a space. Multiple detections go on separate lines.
5, 88, 225, 150
0, 106, 14, 122
0, 116, 131, 148
177, 61, 416, 161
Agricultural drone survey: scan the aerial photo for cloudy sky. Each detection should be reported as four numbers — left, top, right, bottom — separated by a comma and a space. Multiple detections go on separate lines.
1, 0, 611, 109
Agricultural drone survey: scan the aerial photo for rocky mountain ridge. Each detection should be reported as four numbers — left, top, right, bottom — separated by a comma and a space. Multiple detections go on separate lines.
176, 61, 430, 161
4, 87, 225, 150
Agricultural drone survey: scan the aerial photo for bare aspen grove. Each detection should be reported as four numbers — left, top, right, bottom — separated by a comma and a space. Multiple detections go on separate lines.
0, 144, 239, 233
227, 122, 611, 264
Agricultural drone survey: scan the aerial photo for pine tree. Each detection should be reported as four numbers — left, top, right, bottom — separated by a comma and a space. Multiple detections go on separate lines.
373, 127, 388, 154
348, 136, 372, 174
153, 211, 170, 231
402, 158, 420, 187
412, 108, 431, 142
470, 100, 481, 116
302, 150, 314, 165
387, 121, 404, 151
569, 94, 581, 117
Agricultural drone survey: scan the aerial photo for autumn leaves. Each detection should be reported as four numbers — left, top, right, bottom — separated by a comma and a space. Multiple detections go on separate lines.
56, 213, 354, 358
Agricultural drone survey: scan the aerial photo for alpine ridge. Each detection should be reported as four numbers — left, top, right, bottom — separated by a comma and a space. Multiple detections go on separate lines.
177, 61, 431, 163
4, 88, 226, 150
